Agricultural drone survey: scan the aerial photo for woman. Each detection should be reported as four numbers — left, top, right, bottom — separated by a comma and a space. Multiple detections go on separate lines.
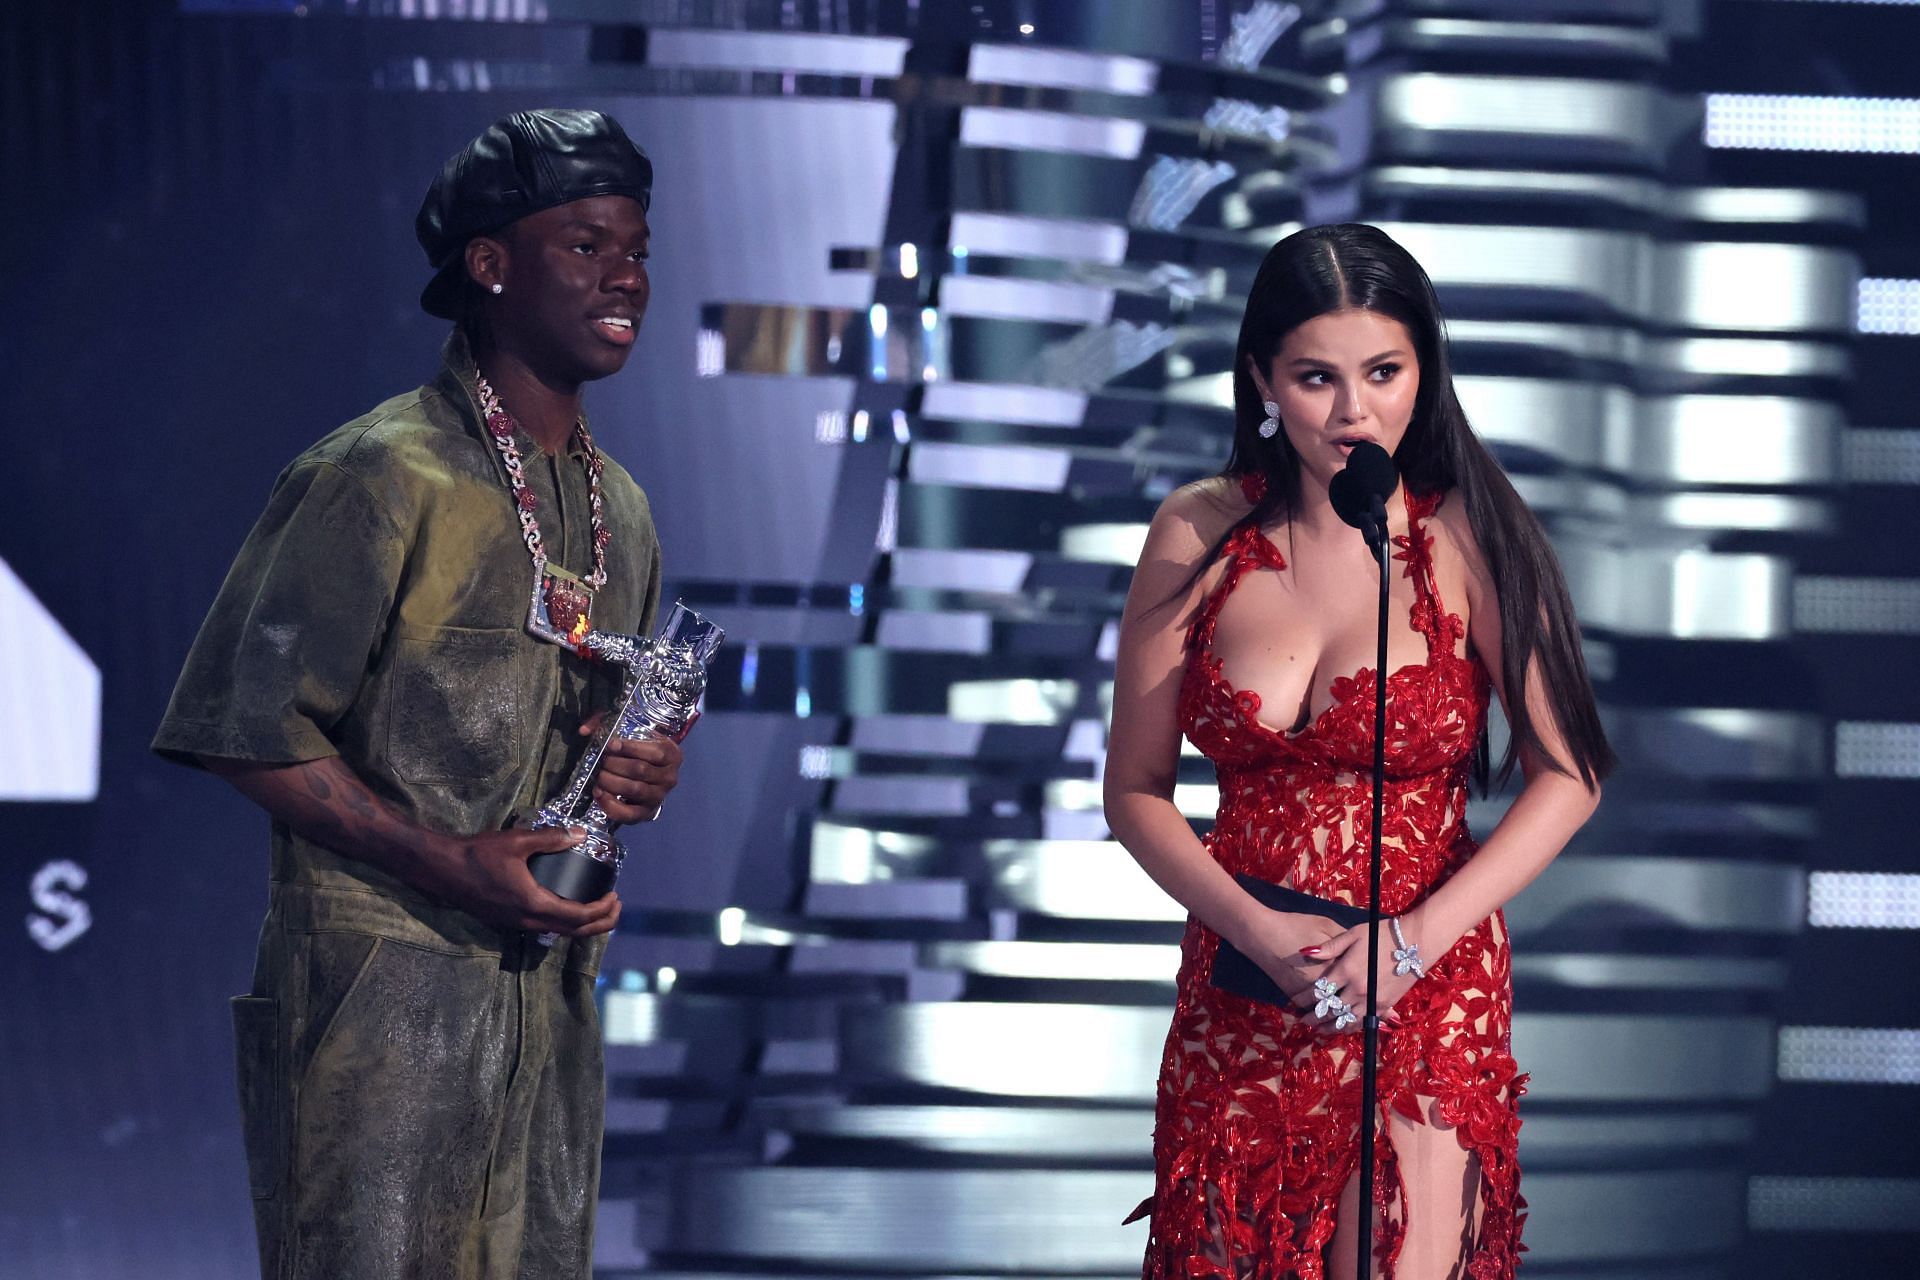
1105, 224, 1611, 1280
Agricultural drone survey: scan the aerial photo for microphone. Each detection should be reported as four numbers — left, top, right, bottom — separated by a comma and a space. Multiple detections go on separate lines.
1328, 441, 1399, 550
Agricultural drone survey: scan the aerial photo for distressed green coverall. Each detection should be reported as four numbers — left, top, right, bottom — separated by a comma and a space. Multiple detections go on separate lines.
153, 329, 660, 1279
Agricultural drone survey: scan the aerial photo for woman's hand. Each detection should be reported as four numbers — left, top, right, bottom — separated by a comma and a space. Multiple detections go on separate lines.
1236, 909, 1347, 1004
1294, 919, 1421, 1032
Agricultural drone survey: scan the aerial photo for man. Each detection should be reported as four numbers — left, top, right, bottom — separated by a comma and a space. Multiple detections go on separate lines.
153, 109, 679, 1279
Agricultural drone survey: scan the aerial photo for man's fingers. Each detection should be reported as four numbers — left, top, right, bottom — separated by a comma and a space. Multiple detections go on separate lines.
600, 734, 682, 765
572, 893, 622, 938
523, 887, 617, 935
518, 825, 588, 856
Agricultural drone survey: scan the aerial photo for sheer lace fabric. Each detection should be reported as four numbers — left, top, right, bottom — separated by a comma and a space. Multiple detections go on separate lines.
1136, 478, 1525, 1279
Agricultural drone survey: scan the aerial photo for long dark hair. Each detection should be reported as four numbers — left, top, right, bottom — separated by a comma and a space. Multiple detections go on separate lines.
1195, 223, 1612, 791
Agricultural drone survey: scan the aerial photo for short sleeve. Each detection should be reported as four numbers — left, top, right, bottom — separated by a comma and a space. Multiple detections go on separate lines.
152, 459, 406, 769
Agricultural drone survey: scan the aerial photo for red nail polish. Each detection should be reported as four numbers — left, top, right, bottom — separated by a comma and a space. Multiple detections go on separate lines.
1299, 946, 1324, 957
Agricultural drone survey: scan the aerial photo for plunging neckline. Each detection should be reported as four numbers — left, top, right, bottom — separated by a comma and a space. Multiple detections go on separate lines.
1183, 477, 1475, 748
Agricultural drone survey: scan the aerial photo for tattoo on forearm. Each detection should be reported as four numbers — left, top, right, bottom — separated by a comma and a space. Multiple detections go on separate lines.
305, 771, 334, 800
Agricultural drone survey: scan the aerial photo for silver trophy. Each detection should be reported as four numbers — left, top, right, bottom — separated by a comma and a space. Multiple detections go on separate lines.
522, 599, 725, 912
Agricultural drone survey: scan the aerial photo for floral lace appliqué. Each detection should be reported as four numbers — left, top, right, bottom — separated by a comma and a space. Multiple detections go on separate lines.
1141, 486, 1520, 1280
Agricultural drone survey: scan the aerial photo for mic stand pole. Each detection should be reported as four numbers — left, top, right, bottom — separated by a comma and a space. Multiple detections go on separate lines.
1357, 493, 1389, 1280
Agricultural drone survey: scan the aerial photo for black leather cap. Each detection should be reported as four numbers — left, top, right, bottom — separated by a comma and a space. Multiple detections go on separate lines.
416, 108, 654, 319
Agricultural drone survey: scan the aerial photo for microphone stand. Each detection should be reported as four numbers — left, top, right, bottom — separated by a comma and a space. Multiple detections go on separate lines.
1356, 492, 1389, 1280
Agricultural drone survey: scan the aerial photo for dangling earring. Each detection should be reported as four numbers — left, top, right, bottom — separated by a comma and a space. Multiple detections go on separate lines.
490, 283, 504, 295
1258, 400, 1280, 439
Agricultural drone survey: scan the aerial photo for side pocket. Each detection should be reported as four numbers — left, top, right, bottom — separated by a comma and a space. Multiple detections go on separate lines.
230, 995, 286, 1201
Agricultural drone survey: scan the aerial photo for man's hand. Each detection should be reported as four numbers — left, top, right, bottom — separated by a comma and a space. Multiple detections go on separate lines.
582, 713, 684, 826
205, 754, 620, 938
418, 826, 622, 938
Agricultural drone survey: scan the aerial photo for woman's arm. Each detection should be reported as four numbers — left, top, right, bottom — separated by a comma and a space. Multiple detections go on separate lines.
1103, 483, 1341, 992
1402, 502, 1602, 959
1303, 499, 1601, 1017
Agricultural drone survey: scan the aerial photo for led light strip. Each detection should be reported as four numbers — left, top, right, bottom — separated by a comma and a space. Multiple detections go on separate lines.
1810, 872, 1920, 928
1778, 1026, 1920, 1083
1858, 278, 1920, 335
1704, 94, 1920, 154
1834, 722, 1920, 778
1749, 1176, 1920, 1232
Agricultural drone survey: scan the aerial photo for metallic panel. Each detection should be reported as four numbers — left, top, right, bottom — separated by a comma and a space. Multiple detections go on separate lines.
948, 211, 1129, 265
948, 678, 1080, 725
1375, 74, 1670, 161
1507, 856, 1805, 935
1561, 544, 1793, 640
921, 380, 1088, 426
839, 1004, 1774, 1104
968, 43, 1159, 96
1382, 220, 1647, 315
1381, 221, 1857, 331
1605, 707, 1826, 780
661, 1165, 1746, 1265
1671, 184, 1866, 227
984, 838, 1185, 921
1623, 395, 1840, 484
960, 106, 1145, 159
908, 441, 1073, 492
1456, 376, 1630, 468
643, 29, 908, 76
1514, 954, 1789, 991
1369, 166, 1863, 227
939, 274, 1116, 325
1654, 241, 1859, 334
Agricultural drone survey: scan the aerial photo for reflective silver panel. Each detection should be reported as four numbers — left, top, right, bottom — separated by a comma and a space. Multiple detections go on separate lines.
1561, 544, 1793, 640
908, 441, 1073, 492
921, 380, 1087, 426
940, 274, 1116, 325
1624, 395, 1840, 485
948, 210, 1129, 265
658, 1165, 1747, 1265
968, 43, 1159, 96
1509, 856, 1805, 935
1380, 221, 1858, 331
1654, 241, 1859, 334
644, 29, 908, 76
1375, 74, 1668, 160
1604, 707, 1826, 780
959, 106, 1145, 159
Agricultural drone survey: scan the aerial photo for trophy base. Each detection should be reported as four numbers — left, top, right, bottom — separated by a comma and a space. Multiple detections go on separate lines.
528, 847, 620, 903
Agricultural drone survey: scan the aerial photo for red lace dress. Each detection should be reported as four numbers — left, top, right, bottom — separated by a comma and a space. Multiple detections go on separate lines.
1136, 476, 1526, 1278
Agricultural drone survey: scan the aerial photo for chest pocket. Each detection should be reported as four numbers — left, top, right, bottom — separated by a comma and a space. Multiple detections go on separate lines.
387, 625, 525, 785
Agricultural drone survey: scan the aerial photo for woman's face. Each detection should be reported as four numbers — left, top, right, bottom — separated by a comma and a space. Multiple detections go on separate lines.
1253, 307, 1421, 489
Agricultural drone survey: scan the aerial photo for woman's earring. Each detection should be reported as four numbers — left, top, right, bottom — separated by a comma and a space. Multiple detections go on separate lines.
490, 283, 504, 295
1258, 400, 1280, 439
